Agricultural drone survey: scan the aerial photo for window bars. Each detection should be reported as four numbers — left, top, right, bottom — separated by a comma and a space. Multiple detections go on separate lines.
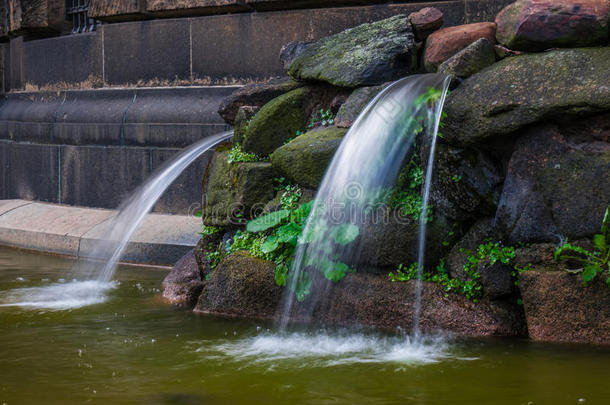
66, 0, 97, 33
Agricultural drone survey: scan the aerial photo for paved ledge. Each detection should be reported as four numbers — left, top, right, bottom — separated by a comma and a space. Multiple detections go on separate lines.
0, 200, 201, 266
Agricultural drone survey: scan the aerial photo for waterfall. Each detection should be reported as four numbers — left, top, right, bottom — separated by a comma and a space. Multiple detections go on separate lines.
279, 74, 451, 331
80, 131, 233, 282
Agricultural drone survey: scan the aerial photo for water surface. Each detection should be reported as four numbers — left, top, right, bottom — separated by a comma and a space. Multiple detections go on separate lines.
0, 247, 608, 404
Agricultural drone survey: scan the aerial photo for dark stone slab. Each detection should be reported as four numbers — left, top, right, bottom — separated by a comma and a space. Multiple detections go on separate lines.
0, 92, 62, 143
0, 43, 6, 94
52, 89, 135, 145
103, 19, 190, 85
150, 147, 214, 214
0, 141, 7, 199
465, 0, 514, 23
8, 36, 23, 91
6, 142, 59, 202
59, 144, 150, 208
123, 86, 235, 147
22, 32, 103, 87
191, 3, 464, 81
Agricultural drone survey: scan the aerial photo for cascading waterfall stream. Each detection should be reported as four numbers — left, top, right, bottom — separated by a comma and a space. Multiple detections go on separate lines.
0, 131, 232, 310
279, 74, 451, 333
82, 130, 234, 283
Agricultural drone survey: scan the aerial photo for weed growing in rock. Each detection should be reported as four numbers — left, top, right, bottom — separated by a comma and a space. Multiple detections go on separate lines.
227, 143, 260, 164
199, 225, 221, 238
389, 259, 482, 301
555, 205, 610, 287
274, 177, 303, 210
388, 156, 433, 222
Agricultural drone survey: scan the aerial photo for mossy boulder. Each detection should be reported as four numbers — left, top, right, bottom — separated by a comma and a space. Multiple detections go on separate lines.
202, 151, 276, 226
270, 126, 347, 189
242, 86, 348, 156
287, 15, 418, 88
194, 252, 282, 320
443, 47, 610, 145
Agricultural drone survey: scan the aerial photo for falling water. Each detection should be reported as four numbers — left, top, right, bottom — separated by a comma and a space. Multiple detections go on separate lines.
279, 74, 451, 332
0, 131, 232, 310
82, 130, 233, 283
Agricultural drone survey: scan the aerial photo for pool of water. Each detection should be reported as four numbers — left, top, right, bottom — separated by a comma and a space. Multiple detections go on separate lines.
0, 247, 609, 405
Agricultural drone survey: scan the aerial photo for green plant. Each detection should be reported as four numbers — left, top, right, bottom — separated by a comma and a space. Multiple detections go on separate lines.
388, 157, 433, 222
555, 205, 610, 287
227, 143, 260, 164
199, 225, 221, 238
451, 174, 462, 183
389, 259, 482, 301
306, 109, 335, 131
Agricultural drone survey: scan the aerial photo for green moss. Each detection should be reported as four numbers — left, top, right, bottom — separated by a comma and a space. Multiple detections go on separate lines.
270, 127, 348, 189
242, 87, 311, 156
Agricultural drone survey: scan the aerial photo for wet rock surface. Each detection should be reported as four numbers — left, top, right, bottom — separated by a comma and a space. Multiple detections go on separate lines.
334, 85, 385, 128
495, 0, 610, 51
519, 270, 610, 344
162, 250, 204, 308
194, 252, 282, 319
494, 117, 610, 244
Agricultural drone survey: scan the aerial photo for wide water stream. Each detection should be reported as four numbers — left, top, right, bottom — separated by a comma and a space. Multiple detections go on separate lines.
0, 247, 608, 404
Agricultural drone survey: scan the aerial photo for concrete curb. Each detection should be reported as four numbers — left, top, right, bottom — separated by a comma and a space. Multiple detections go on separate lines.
0, 200, 200, 266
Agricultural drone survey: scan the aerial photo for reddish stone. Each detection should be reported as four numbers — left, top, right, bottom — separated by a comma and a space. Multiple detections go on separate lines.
520, 270, 610, 345
495, 0, 610, 51
162, 250, 204, 308
424, 22, 496, 72
408, 7, 443, 41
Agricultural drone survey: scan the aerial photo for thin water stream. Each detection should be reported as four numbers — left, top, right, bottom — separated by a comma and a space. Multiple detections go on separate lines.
0, 248, 609, 405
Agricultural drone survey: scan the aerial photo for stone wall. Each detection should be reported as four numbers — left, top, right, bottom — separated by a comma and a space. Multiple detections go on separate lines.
0, 0, 69, 37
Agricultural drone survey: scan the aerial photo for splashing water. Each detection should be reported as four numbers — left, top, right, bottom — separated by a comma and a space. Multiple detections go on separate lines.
0, 131, 233, 310
202, 330, 455, 368
0, 280, 116, 310
279, 74, 451, 331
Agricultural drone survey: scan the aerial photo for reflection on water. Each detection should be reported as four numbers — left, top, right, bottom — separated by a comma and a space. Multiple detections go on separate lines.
0, 247, 609, 405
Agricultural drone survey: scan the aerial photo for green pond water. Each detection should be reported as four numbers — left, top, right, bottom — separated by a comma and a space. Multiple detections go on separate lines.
0, 247, 609, 405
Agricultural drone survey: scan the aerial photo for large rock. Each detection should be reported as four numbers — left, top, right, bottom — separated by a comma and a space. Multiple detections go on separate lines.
408, 7, 444, 42
447, 218, 494, 280
279, 40, 313, 70
443, 48, 610, 145
519, 270, 610, 344
270, 126, 347, 189
423, 22, 496, 72
162, 250, 204, 308
202, 151, 276, 226
438, 38, 496, 78
194, 252, 282, 320
288, 15, 418, 88
243, 85, 347, 156
334, 85, 384, 128
429, 143, 503, 221
495, 115, 610, 244
195, 253, 525, 336
358, 211, 462, 269
218, 77, 302, 126
495, 0, 610, 51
